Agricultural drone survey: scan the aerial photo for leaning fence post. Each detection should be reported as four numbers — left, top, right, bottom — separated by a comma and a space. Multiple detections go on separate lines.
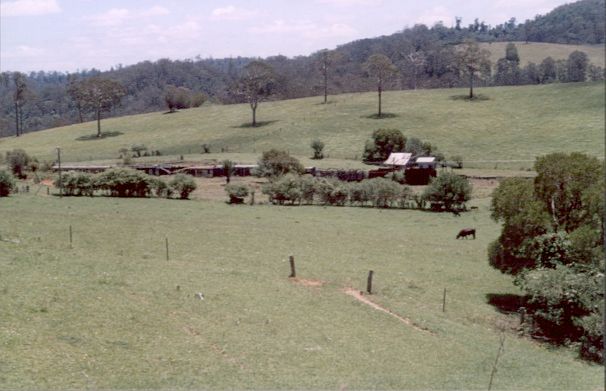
288, 255, 296, 278
165, 237, 169, 261
366, 270, 374, 294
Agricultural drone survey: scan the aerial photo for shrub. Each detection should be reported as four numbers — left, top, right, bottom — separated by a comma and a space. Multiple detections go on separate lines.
255, 149, 304, 177
54, 172, 95, 196
362, 128, 406, 162
225, 183, 249, 204
315, 178, 348, 206
422, 172, 472, 212
451, 155, 464, 169
131, 144, 147, 157
298, 176, 316, 204
222, 160, 235, 184
366, 178, 402, 208
169, 174, 197, 199
96, 168, 153, 197
6, 149, 31, 178
150, 178, 171, 198
0, 170, 16, 196
262, 174, 302, 205
310, 139, 325, 159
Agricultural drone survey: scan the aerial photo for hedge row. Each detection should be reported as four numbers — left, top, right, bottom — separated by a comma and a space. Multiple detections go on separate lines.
53, 169, 197, 199
262, 175, 415, 208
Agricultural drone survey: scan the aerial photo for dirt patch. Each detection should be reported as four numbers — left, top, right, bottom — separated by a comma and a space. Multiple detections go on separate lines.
289, 277, 327, 287
40, 179, 54, 187
343, 288, 434, 335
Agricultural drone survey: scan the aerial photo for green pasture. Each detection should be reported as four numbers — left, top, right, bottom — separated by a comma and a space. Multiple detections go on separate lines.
0, 193, 602, 389
0, 82, 603, 170
479, 41, 605, 68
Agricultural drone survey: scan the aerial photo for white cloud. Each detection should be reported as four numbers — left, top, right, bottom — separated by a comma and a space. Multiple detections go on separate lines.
416, 6, 452, 26
86, 8, 130, 27
143, 5, 170, 17
251, 20, 357, 40
1, 0, 60, 17
316, 0, 381, 6
211, 5, 257, 21
0, 45, 45, 58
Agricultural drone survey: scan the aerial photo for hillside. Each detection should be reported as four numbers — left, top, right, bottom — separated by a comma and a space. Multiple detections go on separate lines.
479, 42, 605, 67
1, 83, 603, 169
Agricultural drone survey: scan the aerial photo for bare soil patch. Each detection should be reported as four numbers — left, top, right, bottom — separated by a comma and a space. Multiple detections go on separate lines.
289, 277, 327, 287
343, 288, 434, 335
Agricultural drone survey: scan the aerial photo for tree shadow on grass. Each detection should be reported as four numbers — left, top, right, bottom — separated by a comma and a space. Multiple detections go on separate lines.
76, 131, 124, 141
232, 120, 278, 129
363, 113, 398, 119
486, 293, 526, 314
450, 94, 491, 102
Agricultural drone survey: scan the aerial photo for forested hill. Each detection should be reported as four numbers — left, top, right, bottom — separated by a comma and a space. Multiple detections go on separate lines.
1, 0, 604, 137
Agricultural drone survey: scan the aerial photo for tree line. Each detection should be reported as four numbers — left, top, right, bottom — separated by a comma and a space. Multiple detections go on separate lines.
0, 0, 603, 136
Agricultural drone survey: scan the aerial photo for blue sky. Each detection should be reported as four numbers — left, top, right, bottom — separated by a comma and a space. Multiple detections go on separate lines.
1, 0, 571, 72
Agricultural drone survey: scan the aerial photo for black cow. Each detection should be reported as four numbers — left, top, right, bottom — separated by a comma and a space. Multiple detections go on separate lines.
456, 228, 476, 239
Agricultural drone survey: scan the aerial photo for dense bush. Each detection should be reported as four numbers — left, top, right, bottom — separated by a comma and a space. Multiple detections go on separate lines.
0, 170, 16, 196
310, 139, 325, 159
169, 174, 197, 199
225, 183, 249, 204
255, 149, 304, 177
422, 172, 472, 212
363, 128, 406, 162
489, 152, 604, 363
150, 178, 172, 198
96, 169, 153, 197
6, 149, 31, 179
54, 172, 95, 196
262, 174, 303, 205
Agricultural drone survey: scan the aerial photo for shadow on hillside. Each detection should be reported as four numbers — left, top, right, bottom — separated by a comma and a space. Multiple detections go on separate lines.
76, 131, 124, 141
314, 100, 336, 106
450, 94, 491, 101
233, 120, 278, 129
486, 293, 526, 314
363, 113, 398, 119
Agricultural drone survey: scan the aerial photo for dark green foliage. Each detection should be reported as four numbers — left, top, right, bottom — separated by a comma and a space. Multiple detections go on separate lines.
422, 172, 472, 212
489, 152, 605, 362
225, 183, 249, 204
0, 170, 15, 196
96, 169, 153, 197
262, 174, 303, 205
566, 50, 589, 82
169, 174, 197, 199
54, 172, 95, 196
222, 160, 235, 184
310, 139, 325, 159
6, 149, 31, 178
150, 178, 171, 198
164, 85, 193, 112
131, 144, 147, 157
363, 128, 406, 162
255, 149, 304, 177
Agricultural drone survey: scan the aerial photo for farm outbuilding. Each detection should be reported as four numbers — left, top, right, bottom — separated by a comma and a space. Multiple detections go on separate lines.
384, 152, 413, 167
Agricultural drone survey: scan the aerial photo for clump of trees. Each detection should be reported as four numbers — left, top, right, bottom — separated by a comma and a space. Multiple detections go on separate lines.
5, 149, 32, 178
362, 129, 441, 163
0, 170, 16, 196
422, 172, 472, 212
489, 152, 604, 363
164, 85, 206, 112
53, 169, 197, 199
254, 149, 304, 177
225, 183, 249, 204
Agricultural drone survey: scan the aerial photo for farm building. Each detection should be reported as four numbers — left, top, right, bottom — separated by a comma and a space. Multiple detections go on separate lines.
383, 152, 413, 167
51, 164, 112, 174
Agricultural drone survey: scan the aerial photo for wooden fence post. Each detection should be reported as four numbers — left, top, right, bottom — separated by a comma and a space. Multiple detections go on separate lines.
366, 270, 374, 294
69, 225, 73, 249
165, 237, 169, 261
488, 334, 506, 391
289, 255, 296, 278
442, 288, 447, 312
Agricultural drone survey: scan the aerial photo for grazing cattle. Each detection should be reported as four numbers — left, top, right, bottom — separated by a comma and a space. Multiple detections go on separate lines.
456, 228, 476, 239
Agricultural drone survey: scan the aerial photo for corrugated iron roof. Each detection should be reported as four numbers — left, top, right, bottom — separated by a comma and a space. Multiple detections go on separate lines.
384, 152, 412, 166
416, 157, 436, 163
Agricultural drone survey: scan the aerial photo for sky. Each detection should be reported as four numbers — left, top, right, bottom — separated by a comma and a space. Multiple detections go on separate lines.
0, 0, 572, 73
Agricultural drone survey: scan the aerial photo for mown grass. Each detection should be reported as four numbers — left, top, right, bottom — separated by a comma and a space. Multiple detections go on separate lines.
0, 193, 602, 389
0, 82, 603, 170
479, 41, 605, 68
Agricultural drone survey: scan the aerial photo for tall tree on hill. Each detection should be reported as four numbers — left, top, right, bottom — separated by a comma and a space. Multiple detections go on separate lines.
238, 61, 275, 127
402, 51, 426, 90
457, 40, 491, 99
315, 49, 343, 104
11, 72, 29, 137
494, 43, 522, 85
364, 54, 397, 117
67, 74, 85, 123
77, 77, 125, 137
567, 50, 589, 82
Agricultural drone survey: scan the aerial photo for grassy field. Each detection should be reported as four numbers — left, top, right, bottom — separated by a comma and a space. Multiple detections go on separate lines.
479, 41, 605, 68
0, 82, 603, 170
0, 191, 603, 389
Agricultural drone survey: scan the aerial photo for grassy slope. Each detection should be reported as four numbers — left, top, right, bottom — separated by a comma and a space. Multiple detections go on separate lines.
0, 82, 603, 169
0, 194, 602, 389
479, 41, 605, 67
